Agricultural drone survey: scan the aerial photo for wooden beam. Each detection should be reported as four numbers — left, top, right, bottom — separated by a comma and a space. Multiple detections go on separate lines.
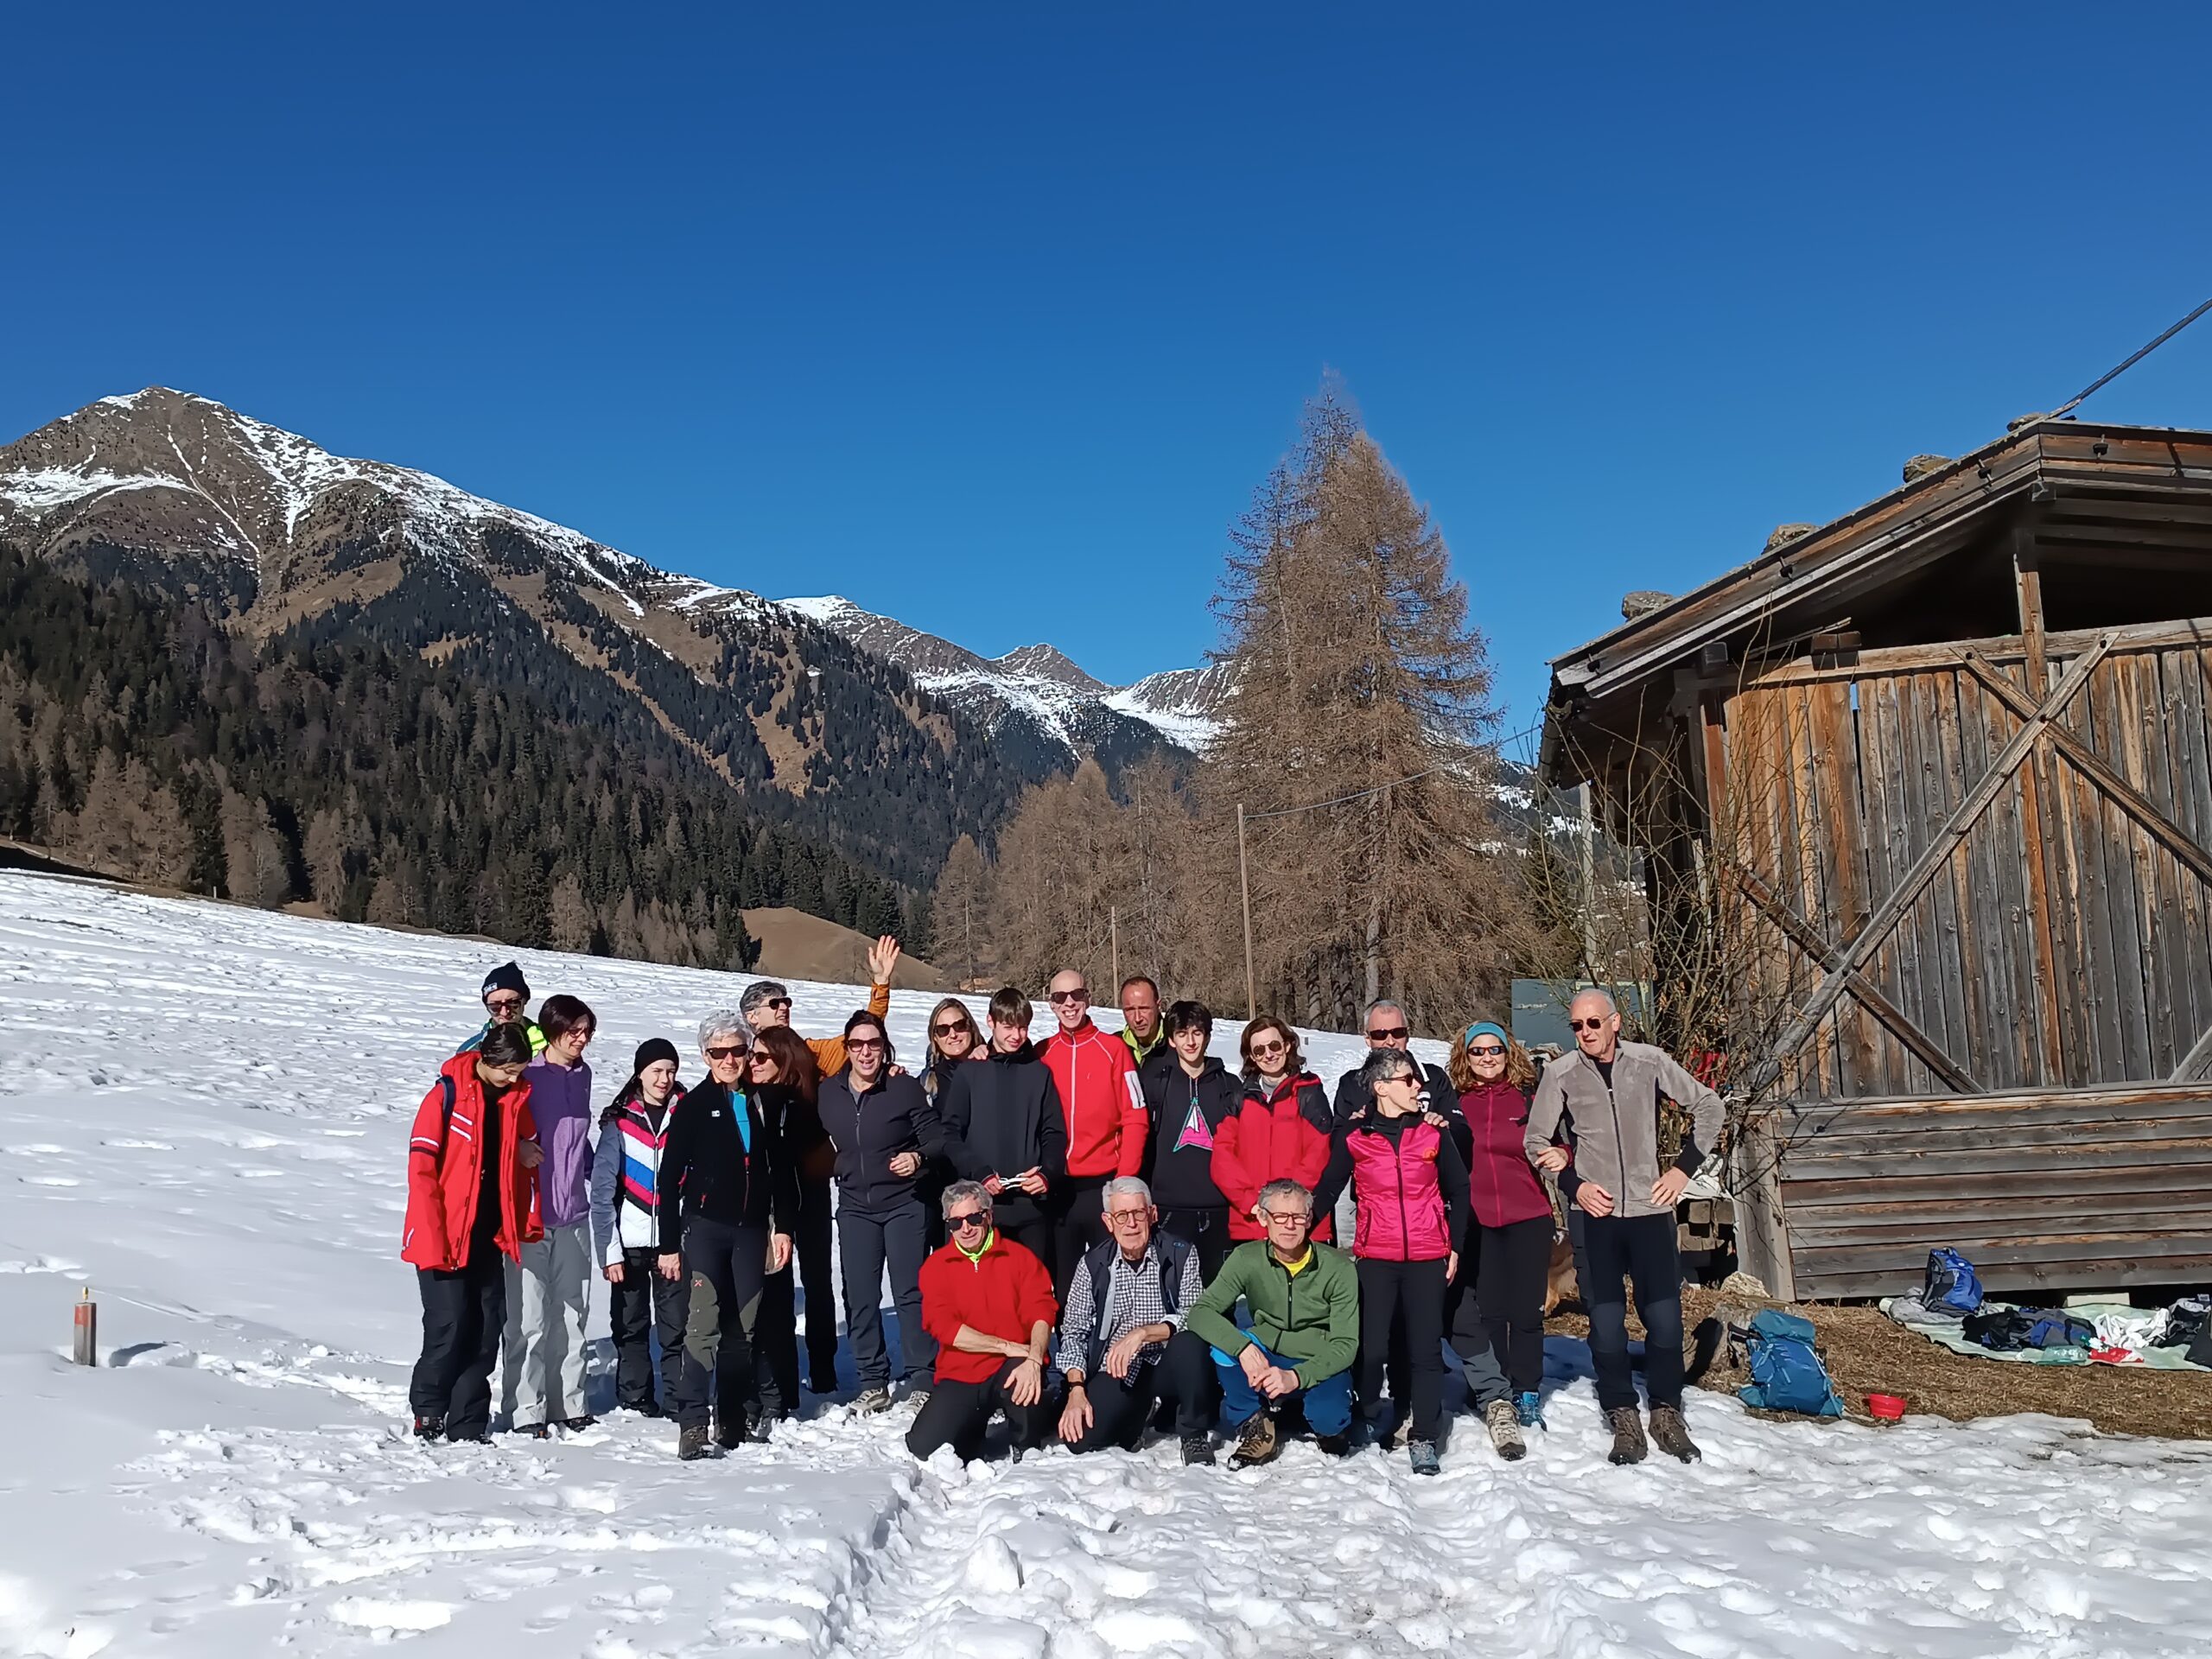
1741, 613, 2212, 687
1749, 639, 2116, 1096
2008, 527, 2067, 1083
2170, 1020, 2212, 1084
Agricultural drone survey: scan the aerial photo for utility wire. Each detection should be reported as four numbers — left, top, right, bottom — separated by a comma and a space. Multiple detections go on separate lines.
2051, 296, 2212, 421
1238, 717, 1546, 823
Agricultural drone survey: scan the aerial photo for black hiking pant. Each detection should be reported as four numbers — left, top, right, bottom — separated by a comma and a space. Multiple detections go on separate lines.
410, 1245, 506, 1440
1158, 1205, 1233, 1282
1583, 1211, 1685, 1411
1070, 1329, 1219, 1451
906, 1356, 1054, 1462
1475, 1215, 1552, 1395
1356, 1256, 1449, 1444
839, 1195, 936, 1389
759, 1177, 839, 1406
673, 1216, 767, 1433
608, 1247, 689, 1412
1052, 1175, 1112, 1303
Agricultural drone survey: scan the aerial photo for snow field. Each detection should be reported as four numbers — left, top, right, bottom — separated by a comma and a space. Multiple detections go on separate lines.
1, 872, 2209, 1657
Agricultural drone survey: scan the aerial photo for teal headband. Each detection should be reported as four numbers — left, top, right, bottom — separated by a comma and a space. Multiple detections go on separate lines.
1464, 1022, 1509, 1046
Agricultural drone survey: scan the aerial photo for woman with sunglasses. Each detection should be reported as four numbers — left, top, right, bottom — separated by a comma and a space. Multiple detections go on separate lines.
747, 1027, 834, 1408
1448, 1020, 1554, 1441
1211, 1017, 1335, 1245
817, 1011, 948, 1414
918, 998, 986, 1248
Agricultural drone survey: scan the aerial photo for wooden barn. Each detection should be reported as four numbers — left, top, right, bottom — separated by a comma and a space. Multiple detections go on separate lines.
1541, 417, 2212, 1301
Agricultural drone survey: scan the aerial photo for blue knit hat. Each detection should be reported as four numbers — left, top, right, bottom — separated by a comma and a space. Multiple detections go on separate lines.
1463, 1021, 1509, 1047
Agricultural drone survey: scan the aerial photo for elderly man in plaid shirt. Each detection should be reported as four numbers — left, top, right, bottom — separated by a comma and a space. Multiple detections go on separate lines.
1056, 1176, 1222, 1464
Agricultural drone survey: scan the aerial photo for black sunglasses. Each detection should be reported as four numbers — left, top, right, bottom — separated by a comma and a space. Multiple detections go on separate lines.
1470, 1043, 1506, 1057
1570, 1018, 1610, 1033
946, 1210, 988, 1230
1366, 1026, 1410, 1042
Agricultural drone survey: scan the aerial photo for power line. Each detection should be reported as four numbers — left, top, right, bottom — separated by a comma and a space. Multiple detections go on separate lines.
2051, 296, 2212, 421
1243, 766, 1440, 821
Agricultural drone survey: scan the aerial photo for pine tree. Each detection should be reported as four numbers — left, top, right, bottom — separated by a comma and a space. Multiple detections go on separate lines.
932, 834, 988, 987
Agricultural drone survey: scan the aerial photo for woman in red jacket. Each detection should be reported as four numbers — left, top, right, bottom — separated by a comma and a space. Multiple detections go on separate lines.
1314, 1046, 1468, 1476
403, 1023, 543, 1443
1449, 1020, 1554, 1428
1209, 1017, 1334, 1243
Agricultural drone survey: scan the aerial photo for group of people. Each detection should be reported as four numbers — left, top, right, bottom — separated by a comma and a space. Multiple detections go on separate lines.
404, 949, 1723, 1474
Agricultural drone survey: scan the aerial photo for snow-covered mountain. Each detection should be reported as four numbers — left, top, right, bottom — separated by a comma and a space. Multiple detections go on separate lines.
780, 594, 1232, 770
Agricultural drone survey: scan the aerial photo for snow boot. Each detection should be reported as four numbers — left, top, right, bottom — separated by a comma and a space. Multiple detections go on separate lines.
1180, 1434, 1217, 1466
1408, 1440, 1441, 1477
1516, 1390, 1545, 1430
1313, 1431, 1353, 1459
1485, 1397, 1528, 1462
853, 1386, 893, 1415
677, 1424, 712, 1461
714, 1410, 744, 1451
1228, 1413, 1280, 1470
412, 1413, 445, 1440
558, 1414, 597, 1433
745, 1408, 775, 1445
1649, 1404, 1701, 1464
1605, 1405, 1649, 1465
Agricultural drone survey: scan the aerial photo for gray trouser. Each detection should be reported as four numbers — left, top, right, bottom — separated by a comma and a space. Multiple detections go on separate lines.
502, 1220, 591, 1427
839, 1197, 936, 1389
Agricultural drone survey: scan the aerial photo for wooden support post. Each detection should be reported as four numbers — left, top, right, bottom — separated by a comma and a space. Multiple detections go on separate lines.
1236, 803, 1255, 1020
1731, 1116, 1796, 1301
2012, 525, 2068, 1084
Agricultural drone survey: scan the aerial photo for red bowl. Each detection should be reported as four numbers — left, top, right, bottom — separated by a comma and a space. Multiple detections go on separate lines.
1866, 1393, 1907, 1421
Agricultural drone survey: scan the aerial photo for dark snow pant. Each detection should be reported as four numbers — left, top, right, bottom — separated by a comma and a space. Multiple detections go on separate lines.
906, 1357, 1054, 1461
995, 1213, 1053, 1270
1445, 1256, 1513, 1412
608, 1247, 689, 1412
411, 1248, 506, 1440
839, 1196, 936, 1389
794, 1176, 839, 1388
1158, 1205, 1233, 1282
1475, 1215, 1553, 1395
1357, 1257, 1449, 1444
1583, 1211, 1685, 1411
674, 1217, 766, 1433
1053, 1175, 1112, 1303
1071, 1331, 1220, 1451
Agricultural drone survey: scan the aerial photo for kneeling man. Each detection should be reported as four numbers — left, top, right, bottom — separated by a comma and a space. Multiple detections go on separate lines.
1183, 1178, 1357, 1468
1057, 1177, 1218, 1464
907, 1181, 1057, 1461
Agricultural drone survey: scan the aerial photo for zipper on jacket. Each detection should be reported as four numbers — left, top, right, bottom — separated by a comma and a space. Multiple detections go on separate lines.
1602, 1061, 1626, 1213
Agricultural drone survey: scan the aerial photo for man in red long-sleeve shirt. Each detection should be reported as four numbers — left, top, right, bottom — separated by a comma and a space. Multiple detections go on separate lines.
907, 1181, 1058, 1461
1039, 968, 1148, 1300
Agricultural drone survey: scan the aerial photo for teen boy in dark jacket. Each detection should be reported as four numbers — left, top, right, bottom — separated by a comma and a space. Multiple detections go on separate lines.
1140, 1000, 1241, 1281
941, 987, 1068, 1265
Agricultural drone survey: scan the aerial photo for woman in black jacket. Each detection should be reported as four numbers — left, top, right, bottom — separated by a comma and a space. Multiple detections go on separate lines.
816, 1011, 947, 1414
747, 1026, 838, 1405
659, 1013, 797, 1462
917, 997, 986, 1249
940, 985, 1068, 1266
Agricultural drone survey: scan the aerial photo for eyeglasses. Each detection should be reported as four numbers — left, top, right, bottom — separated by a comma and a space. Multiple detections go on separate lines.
705, 1045, 747, 1061
1366, 1026, 1410, 1043
766, 997, 793, 1013
1470, 1044, 1506, 1057
486, 996, 524, 1013
946, 1210, 988, 1231
848, 1037, 887, 1053
1047, 989, 1089, 1006
931, 1020, 970, 1037
1570, 1018, 1610, 1033
1249, 1039, 1287, 1058
1257, 1209, 1310, 1228
1105, 1208, 1149, 1225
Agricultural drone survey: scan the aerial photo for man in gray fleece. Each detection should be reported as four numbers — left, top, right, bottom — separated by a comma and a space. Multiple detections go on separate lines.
1524, 987, 1723, 1467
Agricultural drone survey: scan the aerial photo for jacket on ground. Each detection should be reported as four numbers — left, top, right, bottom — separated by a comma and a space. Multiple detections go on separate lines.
658, 1077, 797, 1251
1211, 1071, 1336, 1242
940, 1043, 1068, 1230
1314, 1112, 1469, 1262
918, 1231, 1058, 1386
1140, 1053, 1240, 1211
817, 1069, 948, 1213
1523, 1042, 1725, 1220
1184, 1238, 1359, 1389
403, 1053, 543, 1271
1039, 1020, 1147, 1180
588, 1080, 683, 1265
1459, 1081, 1554, 1230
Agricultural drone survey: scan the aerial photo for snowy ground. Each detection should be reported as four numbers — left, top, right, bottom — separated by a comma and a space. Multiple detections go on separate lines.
1, 872, 2208, 1659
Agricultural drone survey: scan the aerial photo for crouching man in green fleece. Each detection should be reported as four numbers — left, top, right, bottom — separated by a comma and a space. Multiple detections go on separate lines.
1178, 1178, 1359, 1468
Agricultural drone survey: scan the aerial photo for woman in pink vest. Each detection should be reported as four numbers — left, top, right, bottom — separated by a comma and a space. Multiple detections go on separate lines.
1313, 1046, 1468, 1476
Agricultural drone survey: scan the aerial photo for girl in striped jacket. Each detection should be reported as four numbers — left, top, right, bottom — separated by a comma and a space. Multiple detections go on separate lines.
588, 1038, 690, 1415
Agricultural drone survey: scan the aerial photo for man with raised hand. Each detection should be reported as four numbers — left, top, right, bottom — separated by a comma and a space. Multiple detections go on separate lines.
1183, 1178, 1359, 1470
1038, 968, 1148, 1300
1525, 987, 1723, 1468
1116, 975, 1170, 1071
1056, 1177, 1216, 1464
741, 933, 901, 1077
907, 1181, 1058, 1463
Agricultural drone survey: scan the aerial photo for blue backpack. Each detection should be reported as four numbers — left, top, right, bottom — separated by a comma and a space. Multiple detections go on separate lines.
1738, 1309, 1844, 1418
1924, 1248, 1984, 1315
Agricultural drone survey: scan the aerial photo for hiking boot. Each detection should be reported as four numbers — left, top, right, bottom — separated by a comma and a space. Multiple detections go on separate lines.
904, 1382, 932, 1409
1649, 1404, 1701, 1464
1180, 1434, 1217, 1466
677, 1424, 712, 1461
412, 1413, 445, 1440
1227, 1413, 1280, 1470
714, 1413, 744, 1451
853, 1386, 893, 1415
1516, 1390, 1545, 1430
1408, 1440, 1441, 1477
1485, 1397, 1528, 1462
1313, 1431, 1353, 1459
1605, 1406, 1649, 1465
513, 1421, 550, 1440
745, 1408, 775, 1445
558, 1414, 597, 1433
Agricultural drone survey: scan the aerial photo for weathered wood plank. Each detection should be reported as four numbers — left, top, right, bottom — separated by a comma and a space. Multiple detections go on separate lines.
1853, 669, 1908, 1092
1796, 1253, 2212, 1300
1778, 1135, 2212, 1179
1732, 1112, 1796, 1301
1810, 678, 1877, 1092
1793, 1232, 2212, 1276
1783, 1162, 2212, 1205
1790, 1209, 2212, 1249
1747, 613, 2212, 686
1783, 1193, 2212, 1230
2089, 656, 2154, 1078
2163, 649, 2212, 1078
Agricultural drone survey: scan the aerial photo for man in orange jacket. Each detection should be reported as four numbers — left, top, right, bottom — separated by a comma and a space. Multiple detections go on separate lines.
1038, 967, 1149, 1299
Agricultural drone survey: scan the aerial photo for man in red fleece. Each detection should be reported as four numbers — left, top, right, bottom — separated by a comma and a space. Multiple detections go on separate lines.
1039, 968, 1149, 1300
908, 1181, 1058, 1461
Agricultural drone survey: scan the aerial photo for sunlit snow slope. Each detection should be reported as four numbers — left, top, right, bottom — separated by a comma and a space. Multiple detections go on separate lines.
1, 873, 2207, 1658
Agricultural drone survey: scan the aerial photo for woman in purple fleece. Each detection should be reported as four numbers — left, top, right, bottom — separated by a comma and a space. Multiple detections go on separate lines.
500, 993, 599, 1435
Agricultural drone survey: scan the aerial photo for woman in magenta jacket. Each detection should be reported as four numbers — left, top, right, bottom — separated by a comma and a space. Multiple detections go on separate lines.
1449, 1021, 1554, 1425
1313, 1046, 1468, 1475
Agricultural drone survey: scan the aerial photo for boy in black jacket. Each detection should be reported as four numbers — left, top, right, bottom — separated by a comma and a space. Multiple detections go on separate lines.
1140, 1001, 1241, 1281
941, 987, 1067, 1265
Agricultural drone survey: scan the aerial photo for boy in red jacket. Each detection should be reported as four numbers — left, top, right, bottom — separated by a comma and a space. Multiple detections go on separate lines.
907, 1181, 1058, 1461
1039, 969, 1147, 1297
404, 1024, 543, 1442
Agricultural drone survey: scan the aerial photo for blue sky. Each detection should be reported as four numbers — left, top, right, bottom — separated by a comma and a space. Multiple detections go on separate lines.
5, 6, 2211, 736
